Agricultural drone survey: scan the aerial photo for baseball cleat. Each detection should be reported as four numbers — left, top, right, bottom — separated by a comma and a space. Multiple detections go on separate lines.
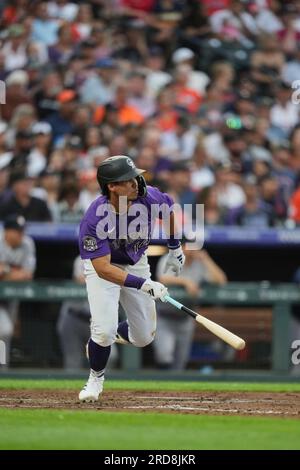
79, 371, 104, 402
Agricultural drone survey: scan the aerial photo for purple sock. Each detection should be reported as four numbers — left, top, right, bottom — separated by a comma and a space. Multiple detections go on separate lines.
117, 320, 130, 342
88, 338, 111, 372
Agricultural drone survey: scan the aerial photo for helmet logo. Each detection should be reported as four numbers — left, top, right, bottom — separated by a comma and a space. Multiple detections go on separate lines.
126, 158, 135, 168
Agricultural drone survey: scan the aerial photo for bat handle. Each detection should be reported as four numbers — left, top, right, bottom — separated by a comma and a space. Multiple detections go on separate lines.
163, 295, 183, 310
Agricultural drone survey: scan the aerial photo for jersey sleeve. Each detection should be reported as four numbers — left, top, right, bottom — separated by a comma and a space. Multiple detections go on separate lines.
146, 186, 175, 219
79, 219, 111, 260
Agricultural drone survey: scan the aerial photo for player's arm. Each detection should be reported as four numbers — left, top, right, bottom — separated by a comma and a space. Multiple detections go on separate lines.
91, 254, 168, 301
91, 254, 129, 286
162, 211, 185, 276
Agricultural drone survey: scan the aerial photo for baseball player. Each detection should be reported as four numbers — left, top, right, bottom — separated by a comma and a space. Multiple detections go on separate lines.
78, 155, 185, 402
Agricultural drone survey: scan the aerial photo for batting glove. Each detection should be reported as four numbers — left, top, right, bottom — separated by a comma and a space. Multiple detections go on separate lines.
164, 245, 185, 276
141, 279, 168, 302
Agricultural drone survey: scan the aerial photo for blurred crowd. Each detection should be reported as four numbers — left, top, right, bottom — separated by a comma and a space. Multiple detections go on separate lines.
2, 0, 300, 227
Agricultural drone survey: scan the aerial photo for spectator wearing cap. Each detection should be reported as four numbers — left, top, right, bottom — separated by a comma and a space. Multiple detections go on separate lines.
9, 129, 34, 174
0, 70, 32, 122
27, 122, 52, 177
79, 57, 118, 106
45, 89, 77, 143
172, 47, 210, 95
0, 214, 36, 365
0, 171, 52, 222
2, 24, 28, 72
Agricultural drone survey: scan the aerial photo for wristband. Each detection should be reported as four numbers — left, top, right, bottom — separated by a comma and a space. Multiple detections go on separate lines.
167, 238, 181, 250
124, 273, 146, 289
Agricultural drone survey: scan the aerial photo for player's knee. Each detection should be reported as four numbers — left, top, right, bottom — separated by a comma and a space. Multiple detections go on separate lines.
91, 326, 116, 347
132, 332, 155, 348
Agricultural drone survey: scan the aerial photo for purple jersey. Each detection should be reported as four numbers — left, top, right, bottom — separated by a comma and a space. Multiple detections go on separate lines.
79, 186, 174, 265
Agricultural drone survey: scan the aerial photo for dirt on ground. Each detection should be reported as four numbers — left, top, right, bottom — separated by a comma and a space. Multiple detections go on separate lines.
0, 389, 300, 418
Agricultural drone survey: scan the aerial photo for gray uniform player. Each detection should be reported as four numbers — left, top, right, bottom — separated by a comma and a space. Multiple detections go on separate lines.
154, 246, 227, 370
0, 215, 36, 365
78, 155, 185, 402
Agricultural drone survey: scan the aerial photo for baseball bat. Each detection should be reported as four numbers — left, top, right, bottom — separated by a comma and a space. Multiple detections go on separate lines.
164, 295, 246, 351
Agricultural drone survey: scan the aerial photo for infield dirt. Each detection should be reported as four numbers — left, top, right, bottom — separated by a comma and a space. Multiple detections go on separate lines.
0, 389, 299, 417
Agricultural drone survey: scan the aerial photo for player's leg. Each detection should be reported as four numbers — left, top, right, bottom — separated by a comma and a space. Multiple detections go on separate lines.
119, 255, 156, 347
119, 287, 156, 347
79, 259, 120, 402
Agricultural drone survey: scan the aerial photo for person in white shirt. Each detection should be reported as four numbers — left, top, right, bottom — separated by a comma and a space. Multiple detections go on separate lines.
171, 47, 210, 95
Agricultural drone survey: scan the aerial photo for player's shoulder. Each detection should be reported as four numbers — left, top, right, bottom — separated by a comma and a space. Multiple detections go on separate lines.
144, 185, 166, 203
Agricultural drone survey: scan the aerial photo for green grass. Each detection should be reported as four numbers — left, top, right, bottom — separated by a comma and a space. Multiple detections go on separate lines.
0, 409, 299, 450
1, 379, 300, 450
1, 378, 300, 392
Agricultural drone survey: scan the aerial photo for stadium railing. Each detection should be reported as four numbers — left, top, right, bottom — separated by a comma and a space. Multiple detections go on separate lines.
0, 281, 298, 373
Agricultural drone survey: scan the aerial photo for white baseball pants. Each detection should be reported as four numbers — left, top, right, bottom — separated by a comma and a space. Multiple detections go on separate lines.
83, 254, 156, 348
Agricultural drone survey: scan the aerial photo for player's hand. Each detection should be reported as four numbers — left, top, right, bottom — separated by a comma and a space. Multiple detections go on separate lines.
164, 246, 185, 276
141, 279, 168, 302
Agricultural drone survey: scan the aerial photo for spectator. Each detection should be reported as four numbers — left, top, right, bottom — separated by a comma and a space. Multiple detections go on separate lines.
31, 1, 59, 46
160, 114, 198, 161
78, 168, 100, 211
1, 70, 32, 122
45, 89, 77, 143
0, 170, 52, 222
55, 181, 84, 223
0, 214, 36, 365
27, 122, 52, 177
171, 47, 210, 95
226, 176, 275, 227
153, 244, 227, 370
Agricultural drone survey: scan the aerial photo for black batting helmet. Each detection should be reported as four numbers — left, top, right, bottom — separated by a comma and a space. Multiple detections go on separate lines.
97, 155, 147, 197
